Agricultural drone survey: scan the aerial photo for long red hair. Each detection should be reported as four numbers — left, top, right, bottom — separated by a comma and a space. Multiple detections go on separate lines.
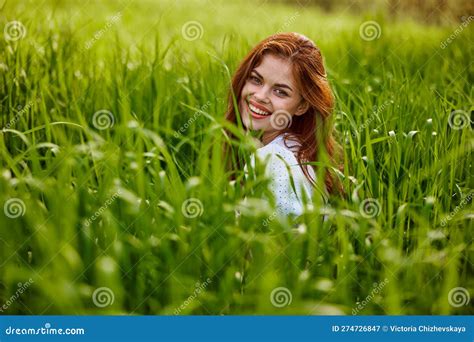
224, 32, 344, 196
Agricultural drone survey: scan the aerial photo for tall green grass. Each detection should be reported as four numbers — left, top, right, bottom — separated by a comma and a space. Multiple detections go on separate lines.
0, 0, 472, 314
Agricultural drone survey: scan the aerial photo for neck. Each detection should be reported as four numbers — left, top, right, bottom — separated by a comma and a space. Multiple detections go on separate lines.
262, 130, 284, 145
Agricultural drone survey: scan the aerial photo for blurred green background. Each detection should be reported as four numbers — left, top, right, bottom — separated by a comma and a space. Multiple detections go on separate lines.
0, 0, 472, 314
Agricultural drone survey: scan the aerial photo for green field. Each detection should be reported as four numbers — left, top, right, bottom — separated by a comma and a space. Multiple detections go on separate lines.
0, 0, 472, 314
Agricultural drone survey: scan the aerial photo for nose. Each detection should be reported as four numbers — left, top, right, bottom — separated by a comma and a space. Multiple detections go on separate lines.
252, 86, 270, 104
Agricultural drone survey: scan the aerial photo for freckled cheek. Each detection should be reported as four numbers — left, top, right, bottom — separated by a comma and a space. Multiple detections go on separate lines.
240, 84, 257, 109
271, 97, 292, 112
239, 86, 250, 105
242, 83, 257, 97
238, 99, 250, 121
241, 85, 294, 112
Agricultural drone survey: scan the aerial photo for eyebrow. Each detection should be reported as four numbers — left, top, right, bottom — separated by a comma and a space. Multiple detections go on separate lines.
252, 70, 294, 92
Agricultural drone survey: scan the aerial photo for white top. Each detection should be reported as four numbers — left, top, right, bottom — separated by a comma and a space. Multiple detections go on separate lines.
247, 134, 325, 217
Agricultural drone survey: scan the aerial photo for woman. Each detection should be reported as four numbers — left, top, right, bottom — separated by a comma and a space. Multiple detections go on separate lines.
224, 32, 343, 218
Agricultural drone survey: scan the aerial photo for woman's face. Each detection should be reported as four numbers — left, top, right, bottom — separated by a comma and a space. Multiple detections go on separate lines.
239, 53, 307, 136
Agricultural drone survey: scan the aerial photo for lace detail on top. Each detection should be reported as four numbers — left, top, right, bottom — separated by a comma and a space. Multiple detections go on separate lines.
248, 134, 321, 217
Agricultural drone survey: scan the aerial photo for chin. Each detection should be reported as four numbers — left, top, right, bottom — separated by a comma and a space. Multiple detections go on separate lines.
242, 115, 265, 131
240, 107, 266, 131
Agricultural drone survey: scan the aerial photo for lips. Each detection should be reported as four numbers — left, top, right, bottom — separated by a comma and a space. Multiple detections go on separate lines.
246, 100, 272, 119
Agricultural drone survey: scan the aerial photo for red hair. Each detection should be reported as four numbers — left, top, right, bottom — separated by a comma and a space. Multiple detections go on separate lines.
225, 32, 344, 196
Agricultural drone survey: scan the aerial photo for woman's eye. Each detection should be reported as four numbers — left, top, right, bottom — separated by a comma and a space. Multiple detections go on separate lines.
249, 76, 261, 84
275, 88, 288, 97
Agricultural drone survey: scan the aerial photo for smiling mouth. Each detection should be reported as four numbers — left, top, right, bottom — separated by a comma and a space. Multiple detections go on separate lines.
246, 101, 272, 119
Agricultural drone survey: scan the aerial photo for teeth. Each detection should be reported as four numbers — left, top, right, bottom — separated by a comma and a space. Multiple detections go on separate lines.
249, 103, 270, 116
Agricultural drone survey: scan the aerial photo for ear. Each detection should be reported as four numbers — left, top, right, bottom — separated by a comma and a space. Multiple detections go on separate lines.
294, 100, 310, 116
